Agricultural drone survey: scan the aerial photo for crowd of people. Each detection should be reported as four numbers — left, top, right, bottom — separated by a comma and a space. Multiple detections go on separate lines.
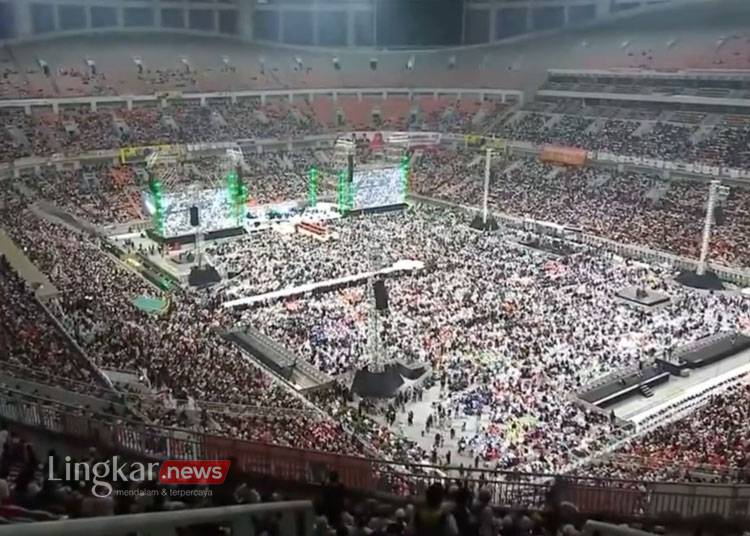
580, 382, 750, 483
234, 206, 749, 477
496, 108, 750, 170
0, 100, 329, 161
0, 254, 97, 386
3, 75, 750, 531
3, 421, 622, 536
411, 150, 750, 267
0, 186, 364, 456
4, 93, 750, 174
4, 148, 750, 479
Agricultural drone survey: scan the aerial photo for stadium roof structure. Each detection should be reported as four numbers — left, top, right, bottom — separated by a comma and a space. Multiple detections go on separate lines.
0, 0, 747, 97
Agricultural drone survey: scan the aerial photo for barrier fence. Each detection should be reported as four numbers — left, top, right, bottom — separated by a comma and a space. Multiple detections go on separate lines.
2, 389, 750, 520
0, 501, 315, 536
412, 194, 750, 287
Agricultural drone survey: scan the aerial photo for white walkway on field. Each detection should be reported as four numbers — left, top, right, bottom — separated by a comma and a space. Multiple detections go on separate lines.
222, 259, 424, 308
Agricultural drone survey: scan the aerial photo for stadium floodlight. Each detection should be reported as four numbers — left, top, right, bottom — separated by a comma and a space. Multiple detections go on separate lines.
133, 56, 143, 74
295, 57, 303, 70
332, 57, 341, 71
406, 55, 415, 71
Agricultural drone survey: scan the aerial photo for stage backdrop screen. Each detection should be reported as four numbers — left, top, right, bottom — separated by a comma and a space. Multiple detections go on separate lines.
351, 166, 404, 211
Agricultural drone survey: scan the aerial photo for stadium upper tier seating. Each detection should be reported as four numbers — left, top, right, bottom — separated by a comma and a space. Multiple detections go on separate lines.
0, 0, 748, 98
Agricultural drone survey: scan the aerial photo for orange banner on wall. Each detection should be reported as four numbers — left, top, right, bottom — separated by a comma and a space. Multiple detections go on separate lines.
539, 145, 587, 166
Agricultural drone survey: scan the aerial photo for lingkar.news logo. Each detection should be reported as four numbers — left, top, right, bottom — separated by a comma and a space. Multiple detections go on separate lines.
48, 457, 231, 497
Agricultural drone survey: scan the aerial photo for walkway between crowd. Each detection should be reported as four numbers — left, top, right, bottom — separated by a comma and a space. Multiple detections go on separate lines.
0, 228, 57, 298
222, 259, 424, 307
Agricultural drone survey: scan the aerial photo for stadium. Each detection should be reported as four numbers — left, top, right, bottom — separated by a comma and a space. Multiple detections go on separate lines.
2, 0, 750, 534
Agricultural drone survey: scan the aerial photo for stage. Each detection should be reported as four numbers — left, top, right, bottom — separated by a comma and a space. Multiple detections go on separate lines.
659, 331, 750, 373
578, 364, 670, 408
519, 236, 576, 257
616, 286, 670, 312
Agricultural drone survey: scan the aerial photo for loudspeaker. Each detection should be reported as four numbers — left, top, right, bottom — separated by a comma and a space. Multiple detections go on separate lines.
469, 215, 499, 231
373, 280, 389, 311
189, 206, 200, 227
715, 206, 725, 226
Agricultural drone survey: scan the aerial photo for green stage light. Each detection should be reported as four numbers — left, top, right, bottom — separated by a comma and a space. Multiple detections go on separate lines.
308, 166, 318, 206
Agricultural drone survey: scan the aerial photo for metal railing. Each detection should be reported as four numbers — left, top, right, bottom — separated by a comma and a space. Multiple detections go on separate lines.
412, 194, 750, 287
2, 388, 750, 520
0, 501, 314, 536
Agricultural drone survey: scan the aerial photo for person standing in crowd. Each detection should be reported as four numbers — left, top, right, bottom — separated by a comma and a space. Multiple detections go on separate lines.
321, 470, 346, 529
414, 483, 458, 536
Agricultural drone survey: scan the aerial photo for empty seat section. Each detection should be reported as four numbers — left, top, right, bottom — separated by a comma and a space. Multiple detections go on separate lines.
312, 95, 335, 126
339, 96, 373, 129
381, 97, 412, 127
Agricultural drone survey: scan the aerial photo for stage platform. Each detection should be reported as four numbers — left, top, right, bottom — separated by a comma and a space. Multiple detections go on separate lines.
147, 226, 246, 247
616, 286, 670, 312
222, 260, 424, 308
579, 331, 750, 411
351, 360, 429, 398
0, 229, 58, 299
519, 237, 576, 257
658, 331, 750, 374
224, 328, 333, 393
675, 269, 726, 290
611, 349, 750, 423
345, 203, 407, 217
578, 364, 670, 408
